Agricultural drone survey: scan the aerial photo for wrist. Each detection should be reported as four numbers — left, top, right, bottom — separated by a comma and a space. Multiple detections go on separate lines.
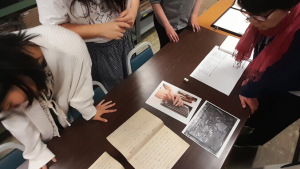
94, 24, 104, 37
191, 14, 197, 19
191, 13, 197, 16
164, 23, 173, 29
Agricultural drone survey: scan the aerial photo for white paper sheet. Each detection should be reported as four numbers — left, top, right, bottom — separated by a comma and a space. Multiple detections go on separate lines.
146, 81, 202, 124
214, 8, 250, 36
190, 46, 249, 96
89, 152, 124, 169
182, 101, 240, 158
219, 36, 240, 55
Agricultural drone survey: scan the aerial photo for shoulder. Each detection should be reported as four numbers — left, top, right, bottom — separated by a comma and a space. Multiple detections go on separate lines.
25, 25, 91, 64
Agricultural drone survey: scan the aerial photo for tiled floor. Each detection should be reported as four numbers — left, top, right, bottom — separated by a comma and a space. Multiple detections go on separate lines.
1, 1, 299, 168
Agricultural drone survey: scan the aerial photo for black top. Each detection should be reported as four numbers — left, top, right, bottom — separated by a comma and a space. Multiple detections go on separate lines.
241, 29, 300, 98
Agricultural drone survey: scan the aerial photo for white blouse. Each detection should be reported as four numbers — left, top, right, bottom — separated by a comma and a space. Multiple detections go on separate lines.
1, 25, 97, 169
36, 0, 132, 43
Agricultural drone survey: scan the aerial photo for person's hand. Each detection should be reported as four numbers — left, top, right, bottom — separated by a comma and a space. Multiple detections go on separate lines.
172, 94, 184, 107
99, 22, 131, 40
40, 158, 57, 169
165, 25, 179, 42
93, 100, 117, 122
239, 95, 259, 114
189, 14, 201, 32
115, 8, 137, 28
155, 89, 172, 101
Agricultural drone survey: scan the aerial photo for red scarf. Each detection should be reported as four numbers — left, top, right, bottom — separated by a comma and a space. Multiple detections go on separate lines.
234, 3, 300, 81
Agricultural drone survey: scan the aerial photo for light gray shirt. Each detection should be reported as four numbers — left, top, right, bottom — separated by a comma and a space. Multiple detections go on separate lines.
150, 0, 196, 30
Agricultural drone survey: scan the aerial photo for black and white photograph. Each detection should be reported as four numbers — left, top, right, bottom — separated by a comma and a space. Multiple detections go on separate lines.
182, 101, 240, 158
146, 81, 202, 124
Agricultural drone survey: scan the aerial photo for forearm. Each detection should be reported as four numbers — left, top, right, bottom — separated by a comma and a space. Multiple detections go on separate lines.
129, 0, 140, 14
69, 64, 97, 120
151, 4, 172, 28
192, 0, 203, 17
60, 23, 103, 39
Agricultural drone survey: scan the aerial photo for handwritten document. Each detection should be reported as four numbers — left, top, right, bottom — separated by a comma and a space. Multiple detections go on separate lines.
107, 108, 190, 169
89, 152, 124, 169
190, 46, 249, 96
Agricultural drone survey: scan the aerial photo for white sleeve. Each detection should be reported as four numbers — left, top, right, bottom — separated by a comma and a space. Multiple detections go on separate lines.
36, 0, 69, 25
69, 60, 97, 121
1, 113, 55, 169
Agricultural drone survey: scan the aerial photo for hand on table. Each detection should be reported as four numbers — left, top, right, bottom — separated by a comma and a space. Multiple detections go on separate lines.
115, 8, 137, 28
239, 95, 259, 114
165, 25, 179, 42
40, 158, 57, 169
93, 100, 117, 122
99, 22, 131, 40
190, 14, 201, 32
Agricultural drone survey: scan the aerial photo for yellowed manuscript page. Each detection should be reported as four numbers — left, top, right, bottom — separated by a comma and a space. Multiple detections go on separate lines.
107, 108, 164, 160
88, 152, 124, 169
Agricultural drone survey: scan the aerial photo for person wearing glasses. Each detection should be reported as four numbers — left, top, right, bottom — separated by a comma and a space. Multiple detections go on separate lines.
234, 0, 300, 146
150, 0, 203, 49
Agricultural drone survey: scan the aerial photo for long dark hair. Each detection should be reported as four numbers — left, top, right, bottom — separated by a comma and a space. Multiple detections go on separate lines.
70, 0, 126, 17
238, 0, 300, 15
0, 31, 47, 113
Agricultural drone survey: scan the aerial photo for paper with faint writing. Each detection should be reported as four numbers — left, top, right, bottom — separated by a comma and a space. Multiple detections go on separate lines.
88, 152, 124, 169
107, 108, 189, 169
107, 108, 164, 159
130, 126, 189, 169
190, 46, 248, 96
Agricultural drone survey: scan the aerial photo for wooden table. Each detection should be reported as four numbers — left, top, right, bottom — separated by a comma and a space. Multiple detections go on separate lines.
198, 0, 239, 38
18, 28, 250, 169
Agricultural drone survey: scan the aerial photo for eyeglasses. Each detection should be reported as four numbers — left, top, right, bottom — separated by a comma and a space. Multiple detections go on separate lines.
240, 9, 275, 22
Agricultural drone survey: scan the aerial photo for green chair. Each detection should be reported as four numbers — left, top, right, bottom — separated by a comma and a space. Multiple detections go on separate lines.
69, 81, 108, 120
0, 143, 25, 169
127, 42, 154, 75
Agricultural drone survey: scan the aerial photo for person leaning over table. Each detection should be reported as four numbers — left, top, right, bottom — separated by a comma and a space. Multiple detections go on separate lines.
233, 0, 300, 146
0, 25, 116, 169
150, 0, 203, 49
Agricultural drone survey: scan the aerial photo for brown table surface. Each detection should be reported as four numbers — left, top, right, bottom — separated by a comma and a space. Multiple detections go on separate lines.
19, 28, 251, 169
198, 0, 240, 38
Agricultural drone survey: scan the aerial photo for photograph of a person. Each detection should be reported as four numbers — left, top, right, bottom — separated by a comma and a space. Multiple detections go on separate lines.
146, 81, 201, 124
182, 101, 240, 158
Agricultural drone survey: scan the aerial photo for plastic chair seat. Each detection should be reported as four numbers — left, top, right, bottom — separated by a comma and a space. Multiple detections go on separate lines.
130, 47, 154, 73
0, 149, 25, 169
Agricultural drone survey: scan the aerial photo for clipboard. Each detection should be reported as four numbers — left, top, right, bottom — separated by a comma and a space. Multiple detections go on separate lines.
211, 0, 250, 37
